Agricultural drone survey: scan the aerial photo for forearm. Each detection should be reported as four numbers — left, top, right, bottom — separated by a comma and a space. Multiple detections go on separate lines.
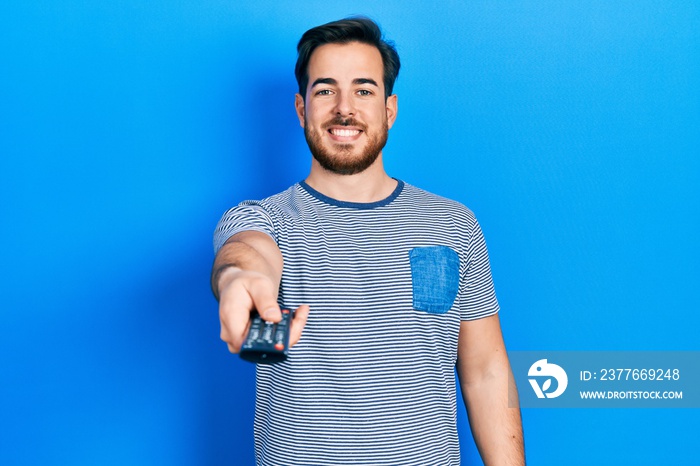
211, 231, 283, 301
461, 360, 525, 465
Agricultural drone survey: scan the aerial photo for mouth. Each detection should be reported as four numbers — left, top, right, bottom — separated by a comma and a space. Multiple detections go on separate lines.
327, 126, 363, 142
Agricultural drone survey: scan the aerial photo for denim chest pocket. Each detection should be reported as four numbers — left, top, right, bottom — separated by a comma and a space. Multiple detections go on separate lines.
409, 246, 460, 314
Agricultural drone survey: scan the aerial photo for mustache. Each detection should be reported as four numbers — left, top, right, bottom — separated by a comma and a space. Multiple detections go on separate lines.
322, 116, 366, 131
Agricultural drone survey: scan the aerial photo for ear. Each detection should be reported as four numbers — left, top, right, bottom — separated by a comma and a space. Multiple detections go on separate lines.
294, 93, 306, 128
386, 94, 398, 130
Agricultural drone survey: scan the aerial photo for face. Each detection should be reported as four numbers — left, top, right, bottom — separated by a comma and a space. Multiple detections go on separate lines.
295, 42, 398, 175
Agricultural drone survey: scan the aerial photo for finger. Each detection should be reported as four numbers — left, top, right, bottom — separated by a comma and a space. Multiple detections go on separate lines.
219, 283, 255, 352
289, 304, 310, 347
220, 312, 250, 353
246, 280, 282, 322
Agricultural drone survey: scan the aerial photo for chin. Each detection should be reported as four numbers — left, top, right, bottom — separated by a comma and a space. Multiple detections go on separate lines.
305, 125, 387, 175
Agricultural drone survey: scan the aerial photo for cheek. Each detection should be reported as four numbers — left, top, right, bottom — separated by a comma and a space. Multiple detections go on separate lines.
304, 108, 325, 127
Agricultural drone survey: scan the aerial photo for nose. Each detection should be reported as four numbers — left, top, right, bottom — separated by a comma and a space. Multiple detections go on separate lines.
334, 91, 355, 117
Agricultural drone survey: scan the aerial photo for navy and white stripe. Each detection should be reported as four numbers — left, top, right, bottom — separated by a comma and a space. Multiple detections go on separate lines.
214, 180, 499, 466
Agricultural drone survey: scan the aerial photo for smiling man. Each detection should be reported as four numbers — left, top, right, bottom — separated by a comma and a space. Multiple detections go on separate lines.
299, 41, 395, 179
211, 17, 525, 466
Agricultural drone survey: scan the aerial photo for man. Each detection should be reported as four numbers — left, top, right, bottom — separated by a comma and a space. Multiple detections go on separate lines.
212, 17, 525, 466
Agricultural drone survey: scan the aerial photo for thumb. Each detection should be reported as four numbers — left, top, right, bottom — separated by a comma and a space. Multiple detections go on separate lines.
289, 304, 310, 348
246, 280, 281, 322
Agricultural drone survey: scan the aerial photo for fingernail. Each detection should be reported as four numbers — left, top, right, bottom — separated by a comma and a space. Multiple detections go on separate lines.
262, 308, 278, 320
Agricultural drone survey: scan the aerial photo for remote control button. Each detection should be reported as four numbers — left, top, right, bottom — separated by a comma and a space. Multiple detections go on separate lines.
262, 323, 274, 342
274, 343, 284, 351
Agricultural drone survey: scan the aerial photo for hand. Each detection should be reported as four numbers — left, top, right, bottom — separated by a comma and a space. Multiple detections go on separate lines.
217, 267, 309, 353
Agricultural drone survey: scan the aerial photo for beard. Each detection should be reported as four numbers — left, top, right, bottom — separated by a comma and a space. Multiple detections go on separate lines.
304, 115, 389, 175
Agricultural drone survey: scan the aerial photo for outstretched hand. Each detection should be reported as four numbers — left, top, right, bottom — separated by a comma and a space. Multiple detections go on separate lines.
217, 267, 309, 353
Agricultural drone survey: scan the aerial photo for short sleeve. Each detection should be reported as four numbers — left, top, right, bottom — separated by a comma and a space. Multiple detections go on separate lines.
213, 202, 276, 253
459, 219, 500, 321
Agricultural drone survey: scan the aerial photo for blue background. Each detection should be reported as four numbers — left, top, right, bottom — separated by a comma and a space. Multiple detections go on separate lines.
1, 1, 698, 465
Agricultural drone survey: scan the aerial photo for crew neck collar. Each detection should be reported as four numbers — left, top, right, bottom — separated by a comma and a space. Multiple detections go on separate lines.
299, 179, 404, 209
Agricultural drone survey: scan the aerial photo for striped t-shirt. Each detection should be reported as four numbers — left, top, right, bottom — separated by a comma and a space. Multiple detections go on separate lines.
214, 180, 499, 466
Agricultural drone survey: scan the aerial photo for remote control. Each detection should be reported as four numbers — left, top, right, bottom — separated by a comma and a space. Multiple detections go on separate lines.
239, 309, 292, 364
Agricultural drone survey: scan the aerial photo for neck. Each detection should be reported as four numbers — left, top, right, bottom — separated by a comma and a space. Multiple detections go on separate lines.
305, 155, 397, 203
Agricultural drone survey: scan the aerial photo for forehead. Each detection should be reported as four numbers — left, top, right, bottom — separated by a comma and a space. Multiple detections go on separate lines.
307, 42, 384, 84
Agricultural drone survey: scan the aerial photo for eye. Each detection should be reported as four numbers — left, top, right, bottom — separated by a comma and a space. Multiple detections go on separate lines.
357, 89, 373, 96
315, 89, 333, 96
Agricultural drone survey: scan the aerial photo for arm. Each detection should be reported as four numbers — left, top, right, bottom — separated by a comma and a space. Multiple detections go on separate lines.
456, 314, 525, 465
211, 230, 309, 353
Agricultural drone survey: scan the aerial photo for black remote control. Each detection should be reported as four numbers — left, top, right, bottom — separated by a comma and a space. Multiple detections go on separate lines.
239, 309, 292, 364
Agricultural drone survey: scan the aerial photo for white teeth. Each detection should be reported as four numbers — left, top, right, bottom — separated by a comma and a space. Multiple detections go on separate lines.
330, 128, 360, 137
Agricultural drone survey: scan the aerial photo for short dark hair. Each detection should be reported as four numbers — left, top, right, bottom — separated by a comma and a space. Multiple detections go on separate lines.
295, 17, 401, 100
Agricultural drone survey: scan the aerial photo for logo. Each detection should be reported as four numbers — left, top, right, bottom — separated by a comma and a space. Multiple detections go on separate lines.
528, 359, 568, 399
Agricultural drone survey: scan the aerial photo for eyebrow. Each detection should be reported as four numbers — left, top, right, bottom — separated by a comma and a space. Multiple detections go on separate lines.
353, 78, 379, 87
310, 77, 379, 88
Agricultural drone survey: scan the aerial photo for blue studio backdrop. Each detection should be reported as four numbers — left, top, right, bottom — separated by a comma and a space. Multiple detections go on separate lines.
1, 1, 698, 465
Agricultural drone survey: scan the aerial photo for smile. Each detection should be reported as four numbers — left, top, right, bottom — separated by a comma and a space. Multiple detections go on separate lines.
329, 128, 362, 137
